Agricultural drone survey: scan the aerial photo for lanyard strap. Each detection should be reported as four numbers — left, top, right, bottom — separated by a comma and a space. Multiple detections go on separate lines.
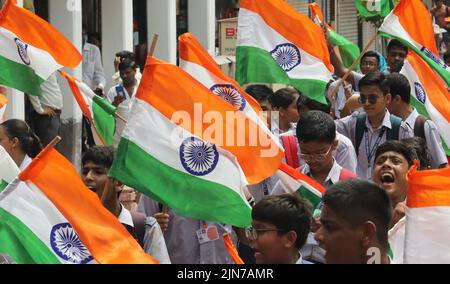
365, 127, 386, 165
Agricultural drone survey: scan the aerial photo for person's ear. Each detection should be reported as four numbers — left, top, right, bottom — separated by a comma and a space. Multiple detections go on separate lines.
385, 93, 392, 105
284, 230, 298, 249
332, 139, 339, 151
360, 221, 377, 248
10, 137, 20, 150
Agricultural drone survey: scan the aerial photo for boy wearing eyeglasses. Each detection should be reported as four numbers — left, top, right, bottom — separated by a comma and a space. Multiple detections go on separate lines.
248, 194, 312, 264
297, 111, 356, 189
335, 73, 413, 179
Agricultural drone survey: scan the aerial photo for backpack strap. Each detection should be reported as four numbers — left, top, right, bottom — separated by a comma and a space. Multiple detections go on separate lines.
281, 135, 300, 169
355, 113, 367, 157
414, 115, 428, 139
387, 115, 402, 141
130, 211, 146, 248
339, 168, 357, 182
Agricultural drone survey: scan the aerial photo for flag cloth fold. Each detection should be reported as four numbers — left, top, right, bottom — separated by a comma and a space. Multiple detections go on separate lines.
223, 233, 244, 265
109, 56, 282, 227
0, 0, 82, 96
405, 163, 450, 264
178, 32, 283, 153
59, 71, 116, 146
400, 53, 450, 153
236, 0, 333, 104
0, 93, 7, 122
309, 2, 360, 70
0, 145, 157, 264
275, 163, 326, 209
378, 0, 450, 87
0, 145, 18, 193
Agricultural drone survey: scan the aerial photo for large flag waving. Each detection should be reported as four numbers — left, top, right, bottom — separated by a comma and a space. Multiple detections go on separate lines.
0, 93, 6, 122
275, 163, 326, 210
109, 57, 284, 227
59, 71, 116, 146
178, 32, 282, 153
0, 0, 82, 96
236, 0, 333, 104
405, 163, 450, 264
0, 145, 157, 264
309, 2, 360, 70
379, 0, 450, 86
0, 145, 18, 193
400, 53, 450, 153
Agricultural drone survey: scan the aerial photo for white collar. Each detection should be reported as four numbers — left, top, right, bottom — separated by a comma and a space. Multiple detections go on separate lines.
365, 110, 392, 130
302, 159, 342, 186
404, 108, 419, 129
118, 204, 134, 227
19, 155, 32, 171
295, 252, 304, 264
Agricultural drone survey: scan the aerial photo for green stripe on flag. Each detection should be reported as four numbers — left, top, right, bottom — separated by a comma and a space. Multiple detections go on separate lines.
0, 208, 61, 264
411, 96, 450, 156
330, 31, 360, 70
353, 0, 394, 18
236, 46, 328, 104
109, 139, 252, 228
0, 180, 8, 194
298, 186, 322, 209
0, 55, 44, 97
92, 96, 116, 146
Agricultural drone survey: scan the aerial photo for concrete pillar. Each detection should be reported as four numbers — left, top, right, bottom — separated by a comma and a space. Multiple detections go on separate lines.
49, 0, 83, 168
147, 0, 177, 64
188, 0, 216, 56
5, 0, 24, 121
102, 0, 134, 89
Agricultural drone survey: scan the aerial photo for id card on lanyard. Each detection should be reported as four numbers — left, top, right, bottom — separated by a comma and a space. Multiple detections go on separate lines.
365, 127, 386, 178
196, 221, 219, 245
115, 85, 129, 100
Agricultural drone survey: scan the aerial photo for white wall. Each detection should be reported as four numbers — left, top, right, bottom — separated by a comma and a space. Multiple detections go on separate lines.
188, 0, 216, 55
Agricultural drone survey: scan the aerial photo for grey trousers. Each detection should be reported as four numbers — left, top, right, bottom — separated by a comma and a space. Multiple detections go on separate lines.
29, 110, 61, 147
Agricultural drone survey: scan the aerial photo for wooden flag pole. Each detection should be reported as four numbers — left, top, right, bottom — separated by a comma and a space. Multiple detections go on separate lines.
48, 136, 62, 149
329, 33, 378, 101
149, 34, 159, 57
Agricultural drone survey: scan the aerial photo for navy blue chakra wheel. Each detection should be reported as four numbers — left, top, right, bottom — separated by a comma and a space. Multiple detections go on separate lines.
15, 38, 31, 65
270, 43, 301, 72
180, 137, 219, 176
50, 223, 93, 264
210, 84, 246, 111
414, 82, 427, 104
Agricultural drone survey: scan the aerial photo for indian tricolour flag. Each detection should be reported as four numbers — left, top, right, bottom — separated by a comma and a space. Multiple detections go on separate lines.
110, 57, 284, 228
0, 145, 18, 193
400, 53, 450, 153
405, 163, 450, 264
309, 2, 360, 70
0, 0, 82, 96
178, 32, 283, 154
0, 93, 6, 122
59, 71, 116, 146
0, 145, 158, 264
236, 0, 334, 104
379, 0, 450, 86
275, 163, 326, 209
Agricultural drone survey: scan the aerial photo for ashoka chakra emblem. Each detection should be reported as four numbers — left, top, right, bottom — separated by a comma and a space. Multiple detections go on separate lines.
50, 223, 93, 264
15, 38, 31, 66
180, 137, 219, 176
414, 82, 427, 104
270, 43, 301, 72
210, 84, 246, 111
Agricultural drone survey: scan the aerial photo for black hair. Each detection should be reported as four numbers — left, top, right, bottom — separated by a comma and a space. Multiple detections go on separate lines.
252, 194, 312, 249
87, 32, 101, 43
323, 179, 392, 248
401, 137, 432, 170
0, 119, 43, 158
297, 93, 332, 114
387, 39, 408, 55
358, 72, 390, 94
245, 85, 274, 104
118, 58, 137, 71
375, 140, 415, 168
269, 88, 300, 109
384, 73, 411, 104
115, 50, 135, 61
361, 51, 381, 66
296, 110, 336, 144
82, 146, 116, 169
